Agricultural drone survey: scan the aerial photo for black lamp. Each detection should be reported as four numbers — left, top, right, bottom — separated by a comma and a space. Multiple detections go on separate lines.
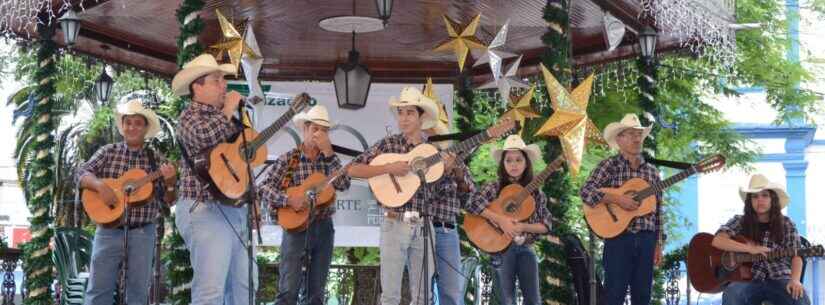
334, 32, 372, 110
375, 0, 393, 26
638, 25, 658, 60
95, 67, 114, 103
58, 9, 81, 47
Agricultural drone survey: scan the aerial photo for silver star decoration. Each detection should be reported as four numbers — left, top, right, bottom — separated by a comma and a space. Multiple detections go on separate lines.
241, 24, 265, 101
473, 20, 518, 81
477, 55, 529, 104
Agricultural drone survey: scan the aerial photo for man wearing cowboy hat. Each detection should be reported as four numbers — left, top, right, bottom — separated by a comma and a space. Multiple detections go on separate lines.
77, 95, 177, 305
712, 174, 810, 305
348, 86, 462, 305
579, 113, 664, 305
257, 105, 351, 305
172, 53, 254, 305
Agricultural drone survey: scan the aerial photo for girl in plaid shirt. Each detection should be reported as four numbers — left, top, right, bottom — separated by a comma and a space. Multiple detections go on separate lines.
713, 174, 810, 305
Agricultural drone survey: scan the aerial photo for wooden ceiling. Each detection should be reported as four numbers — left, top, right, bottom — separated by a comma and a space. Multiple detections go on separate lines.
18, 0, 729, 83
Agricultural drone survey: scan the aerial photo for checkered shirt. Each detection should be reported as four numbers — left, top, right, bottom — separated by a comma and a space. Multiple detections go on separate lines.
428, 163, 477, 224
258, 148, 352, 220
468, 181, 553, 245
176, 101, 243, 202
76, 142, 168, 225
716, 215, 802, 281
579, 154, 663, 234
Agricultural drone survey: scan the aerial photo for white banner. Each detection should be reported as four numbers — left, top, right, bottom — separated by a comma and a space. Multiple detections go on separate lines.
232, 81, 454, 247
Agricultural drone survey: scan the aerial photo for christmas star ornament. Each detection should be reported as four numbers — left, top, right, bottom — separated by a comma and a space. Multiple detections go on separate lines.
209, 10, 260, 74
433, 14, 486, 72
502, 85, 540, 135
241, 24, 265, 101
423, 77, 450, 130
534, 63, 605, 175
473, 19, 518, 81
478, 55, 529, 104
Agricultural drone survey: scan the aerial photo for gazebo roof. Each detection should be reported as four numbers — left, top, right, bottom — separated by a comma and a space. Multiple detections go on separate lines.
13, 0, 734, 83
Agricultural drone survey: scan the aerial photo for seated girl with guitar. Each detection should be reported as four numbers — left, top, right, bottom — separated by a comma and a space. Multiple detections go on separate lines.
712, 174, 810, 305
465, 135, 552, 305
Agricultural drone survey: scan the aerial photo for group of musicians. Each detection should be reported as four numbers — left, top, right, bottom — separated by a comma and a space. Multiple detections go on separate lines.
76, 53, 811, 305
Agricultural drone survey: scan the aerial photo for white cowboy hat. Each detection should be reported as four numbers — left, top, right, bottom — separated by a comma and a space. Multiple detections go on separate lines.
388, 87, 439, 130
171, 54, 236, 96
602, 113, 653, 149
115, 97, 161, 139
293, 105, 332, 128
739, 174, 790, 209
491, 135, 541, 164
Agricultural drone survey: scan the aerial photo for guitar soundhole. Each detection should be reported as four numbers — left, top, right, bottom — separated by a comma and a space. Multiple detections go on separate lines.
410, 158, 427, 174
505, 201, 516, 213
720, 252, 737, 271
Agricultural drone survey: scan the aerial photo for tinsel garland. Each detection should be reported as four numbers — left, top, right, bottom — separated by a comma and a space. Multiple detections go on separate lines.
22, 19, 57, 305
535, 0, 576, 303
163, 0, 205, 304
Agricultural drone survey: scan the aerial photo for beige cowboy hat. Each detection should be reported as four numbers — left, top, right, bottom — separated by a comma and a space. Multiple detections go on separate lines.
115, 97, 161, 139
293, 105, 332, 128
603, 113, 653, 149
739, 174, 790, 209
388, 87, 439, 130
491, 135, 541, 164
171, 54, 236, 96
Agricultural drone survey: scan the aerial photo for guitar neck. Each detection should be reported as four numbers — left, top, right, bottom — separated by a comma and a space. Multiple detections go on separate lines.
633, 166, 697, 201
423, 130, 491, 167
247, 107, 298, 152
734, 247, 819, 263
514, 156, 565, 203
133, 170, 165, 190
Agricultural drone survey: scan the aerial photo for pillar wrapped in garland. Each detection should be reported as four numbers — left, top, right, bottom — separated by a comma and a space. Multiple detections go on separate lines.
22, 18, 57, 305
163, 0, 205, 304
533, 0, 577, 303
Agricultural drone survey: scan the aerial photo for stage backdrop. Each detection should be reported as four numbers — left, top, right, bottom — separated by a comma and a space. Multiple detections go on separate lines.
228, 81, 454, 247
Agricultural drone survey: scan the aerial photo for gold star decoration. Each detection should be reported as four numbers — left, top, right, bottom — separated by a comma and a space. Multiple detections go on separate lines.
502, 85, 540, 136
433, 14, 485, 72
534, 63, 605, 176
209, 9, 260, 74
423, 77, 450, 129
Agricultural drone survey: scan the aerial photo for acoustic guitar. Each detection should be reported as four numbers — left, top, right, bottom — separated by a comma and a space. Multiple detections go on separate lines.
583, 154, 725, 238
367, 118, 516, 207
82, 164, 175, 226
192, 93, 310, 202
463, 155, 565, 253
687, 232, 824, 293
277, 163, 353, 232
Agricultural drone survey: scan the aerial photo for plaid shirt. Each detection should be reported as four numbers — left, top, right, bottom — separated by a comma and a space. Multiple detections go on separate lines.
579, 154, 662, 234
353, 133, 448, 215
76, 142, 168, 225
429, 164, 476, 224
176, 101, 243, 202
468, 182, 553, 245
258, 148, 351, 220
716, 215, 802, 281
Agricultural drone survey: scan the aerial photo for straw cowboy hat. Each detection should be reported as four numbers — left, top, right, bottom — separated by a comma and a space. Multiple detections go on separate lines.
388, 87, 439, 130
293, 105, 332, 128
171, 54, 236, 96
115, 97, 161, 139
739, 174, 790, 209
602, 113, 653, 149
491, 135, 541, 164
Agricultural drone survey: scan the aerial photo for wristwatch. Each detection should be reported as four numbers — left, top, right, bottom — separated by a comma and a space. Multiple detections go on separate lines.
166, 186, 176, 192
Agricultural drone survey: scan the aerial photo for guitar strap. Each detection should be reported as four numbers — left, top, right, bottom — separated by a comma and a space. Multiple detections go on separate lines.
145, 147, 159, 201
279, 148, 302, 191
642, 152, 690, 244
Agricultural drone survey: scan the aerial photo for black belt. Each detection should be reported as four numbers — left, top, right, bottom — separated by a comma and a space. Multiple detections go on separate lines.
115, 223, 151, 230
432, 221, 456, 229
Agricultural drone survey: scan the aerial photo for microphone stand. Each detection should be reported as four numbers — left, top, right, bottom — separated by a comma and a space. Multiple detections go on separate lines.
299, 190, 318, 304
589, 231, 598, 305
414, 169, 437, 305
237, 105, 261, 305
118, 186, 134, 305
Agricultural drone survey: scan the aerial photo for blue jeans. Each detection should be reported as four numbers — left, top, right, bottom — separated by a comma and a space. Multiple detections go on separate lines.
603, 231, 657, 305
490, 244, 541, 305
434, 226, 464, 305
275, 217, 335, 305
380, 218, 434, 305
723, 280, 811, 305
175, 199, 255, 305
84, 223, 156, 305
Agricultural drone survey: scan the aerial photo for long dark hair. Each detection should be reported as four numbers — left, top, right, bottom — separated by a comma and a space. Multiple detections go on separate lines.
497, 149, 534, 194
741, 190, 785, 244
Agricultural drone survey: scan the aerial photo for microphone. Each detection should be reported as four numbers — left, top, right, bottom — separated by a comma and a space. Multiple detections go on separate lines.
305, 189, 317, 200
236, 95, 263, 107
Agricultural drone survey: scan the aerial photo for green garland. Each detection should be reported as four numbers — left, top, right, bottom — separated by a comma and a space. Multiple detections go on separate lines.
163, 1, 205, 304
533, 0, 576, 303
22, 19, 57, 305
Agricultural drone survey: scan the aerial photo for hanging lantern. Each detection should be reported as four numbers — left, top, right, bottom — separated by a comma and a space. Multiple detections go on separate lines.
334, 32, 372, 109
58, 9, 82, 47
375, 0, 393, 26
95, 67, 114, 103
638, 25, 658, 59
